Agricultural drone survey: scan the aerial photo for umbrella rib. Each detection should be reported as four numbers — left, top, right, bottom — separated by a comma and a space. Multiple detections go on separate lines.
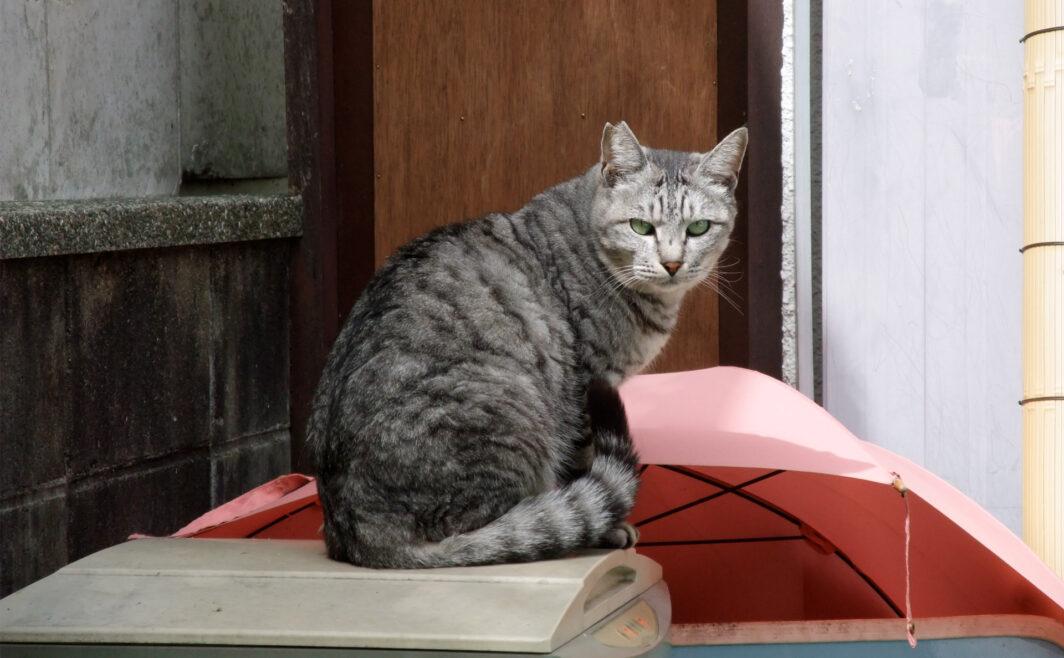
833, 547, 905, 618
634, 467, 787, 528
245, 502, 318, 539
641, 465, 907, 618
661, 465, 802, 525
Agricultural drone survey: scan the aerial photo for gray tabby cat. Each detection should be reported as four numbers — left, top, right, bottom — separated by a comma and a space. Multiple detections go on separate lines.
307, 122, 747, 568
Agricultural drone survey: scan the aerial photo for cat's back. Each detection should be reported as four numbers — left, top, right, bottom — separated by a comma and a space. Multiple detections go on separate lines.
309, 206, 580, 455
336, 174, 594, 361
352, 211, 552, 340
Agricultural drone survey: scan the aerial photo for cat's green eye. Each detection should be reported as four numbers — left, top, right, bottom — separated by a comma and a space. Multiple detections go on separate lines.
686, 220, 711, 236
629, 219, 655, 236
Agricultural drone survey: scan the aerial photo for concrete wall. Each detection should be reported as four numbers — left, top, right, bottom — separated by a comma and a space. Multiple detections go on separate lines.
0, 242, 291, 595
0, 1, 292, 596
179, 1, 287, 179
0, 0, 286, 201
821, 0, 1024, 532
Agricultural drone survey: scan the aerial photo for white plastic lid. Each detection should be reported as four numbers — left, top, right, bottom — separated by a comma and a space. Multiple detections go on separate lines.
0, 538, 663, 653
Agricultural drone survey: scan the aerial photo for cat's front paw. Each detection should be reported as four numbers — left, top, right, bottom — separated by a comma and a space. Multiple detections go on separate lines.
599, 522, 639, 549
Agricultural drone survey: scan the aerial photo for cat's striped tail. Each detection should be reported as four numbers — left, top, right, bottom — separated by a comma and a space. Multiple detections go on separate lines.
362, 382, 640, 568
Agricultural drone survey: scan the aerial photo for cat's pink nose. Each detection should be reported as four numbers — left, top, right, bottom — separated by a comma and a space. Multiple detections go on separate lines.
662, 261, 681, 276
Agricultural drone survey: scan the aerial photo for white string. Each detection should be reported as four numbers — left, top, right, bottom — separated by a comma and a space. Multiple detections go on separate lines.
891, 472, 916, 648
903, 490, 916, 648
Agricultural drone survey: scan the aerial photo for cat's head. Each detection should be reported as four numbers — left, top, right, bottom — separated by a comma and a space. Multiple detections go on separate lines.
590, 122, 747, 297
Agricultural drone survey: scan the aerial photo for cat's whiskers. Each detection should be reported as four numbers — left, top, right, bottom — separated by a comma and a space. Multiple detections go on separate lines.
683, 261, 743, 314
598, 272, 638, 304
712, 257, 743, 285
598, 265, 639, 295
698, 273, 743, 314
591, 266, 644, 313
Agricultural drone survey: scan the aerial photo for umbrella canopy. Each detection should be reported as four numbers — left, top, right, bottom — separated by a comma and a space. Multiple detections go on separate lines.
621, 367, 1064, 632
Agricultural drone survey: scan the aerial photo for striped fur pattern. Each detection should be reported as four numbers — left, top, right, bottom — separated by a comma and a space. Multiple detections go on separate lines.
307, 123, 748, 568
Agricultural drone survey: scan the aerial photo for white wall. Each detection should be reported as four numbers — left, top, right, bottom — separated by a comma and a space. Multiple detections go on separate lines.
821, 0, 1024, 533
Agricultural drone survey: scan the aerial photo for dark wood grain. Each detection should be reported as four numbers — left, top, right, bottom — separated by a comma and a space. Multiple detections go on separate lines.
332, 0, 376, 324
372, 0, 722, 372
714, 0, 784, 379
715, 0, 750, 370
743, 0, 784, 378
285, 0, 339, 471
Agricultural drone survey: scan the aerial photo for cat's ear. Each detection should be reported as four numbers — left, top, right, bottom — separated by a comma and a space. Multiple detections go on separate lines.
600, 121, 647, 186
696, 127, 748, 191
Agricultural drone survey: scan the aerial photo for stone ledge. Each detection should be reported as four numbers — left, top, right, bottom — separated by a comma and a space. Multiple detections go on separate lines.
0, 194, 302, 260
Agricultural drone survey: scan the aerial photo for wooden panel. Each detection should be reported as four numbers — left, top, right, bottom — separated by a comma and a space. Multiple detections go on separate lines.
373, 0, 721, 372
715, 0, 750, 371
286, 0, 339, 472
332, 0, 376, 324
743, 0, 783, 378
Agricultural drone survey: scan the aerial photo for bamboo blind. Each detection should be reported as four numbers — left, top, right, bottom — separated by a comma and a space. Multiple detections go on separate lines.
1023, 0, 1064, 577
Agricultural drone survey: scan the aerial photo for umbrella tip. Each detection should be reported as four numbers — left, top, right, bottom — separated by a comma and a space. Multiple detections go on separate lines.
891, 473, 909, 496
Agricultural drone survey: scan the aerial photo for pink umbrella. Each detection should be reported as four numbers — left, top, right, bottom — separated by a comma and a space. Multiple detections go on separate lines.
133, 473, 324, 541
154, 367, 1064, 647
620, 367, 1064, 646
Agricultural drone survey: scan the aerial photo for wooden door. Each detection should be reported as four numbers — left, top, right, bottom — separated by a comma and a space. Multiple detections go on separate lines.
371, 0, 721, 372
287, 0, 783, 469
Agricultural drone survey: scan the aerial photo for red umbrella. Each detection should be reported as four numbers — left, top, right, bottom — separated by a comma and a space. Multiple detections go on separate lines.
155, 367, 1064, 646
